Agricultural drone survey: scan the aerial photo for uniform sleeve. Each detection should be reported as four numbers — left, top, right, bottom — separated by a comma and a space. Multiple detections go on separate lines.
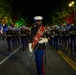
29, 26, 38, 43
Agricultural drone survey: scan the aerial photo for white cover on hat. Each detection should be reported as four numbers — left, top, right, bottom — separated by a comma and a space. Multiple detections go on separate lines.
8, 26, 11, 28
12, 28, 18, 31
34, 16, 43, 20
22, 26, 25, 28
8, 26, 12, 29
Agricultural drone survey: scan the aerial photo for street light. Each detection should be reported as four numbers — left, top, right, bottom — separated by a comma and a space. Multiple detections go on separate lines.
69, 1, 76, 27
69, 1, 74, 7
69, 3, 72, 7
71, 1, 74, 5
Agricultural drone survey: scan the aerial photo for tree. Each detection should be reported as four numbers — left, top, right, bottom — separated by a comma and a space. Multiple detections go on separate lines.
52, 9, 72, 25
0, 0, 13, 24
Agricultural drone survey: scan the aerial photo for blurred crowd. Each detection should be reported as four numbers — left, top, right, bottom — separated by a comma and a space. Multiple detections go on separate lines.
45, 24, 76, 54
0, 25, 31, 51
0, 23, 76, 54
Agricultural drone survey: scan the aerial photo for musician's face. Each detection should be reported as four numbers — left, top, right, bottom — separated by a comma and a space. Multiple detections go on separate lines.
35, 20, 41, 25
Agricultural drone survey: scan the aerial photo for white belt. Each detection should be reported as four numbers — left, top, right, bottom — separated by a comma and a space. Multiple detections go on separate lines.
21, 34, 26, 36
6, 35, 12, 36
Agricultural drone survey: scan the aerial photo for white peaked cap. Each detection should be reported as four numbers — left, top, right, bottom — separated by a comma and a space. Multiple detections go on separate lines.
34, 16, 43, 20
22, 26, 25, 28
54, 25, 58, 27
8, 26, 12, 29
12, 28, 18, 31
8, 26, 11, 28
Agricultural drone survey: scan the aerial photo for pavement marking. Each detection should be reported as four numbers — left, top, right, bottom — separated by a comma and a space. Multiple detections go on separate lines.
57, 50, 76, 71
59, 50, 76, 66
0, 46, 22, 65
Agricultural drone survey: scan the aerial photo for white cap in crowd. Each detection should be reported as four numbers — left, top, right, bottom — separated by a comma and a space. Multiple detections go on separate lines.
34, 16, 43, 21
8, 26, 12, 30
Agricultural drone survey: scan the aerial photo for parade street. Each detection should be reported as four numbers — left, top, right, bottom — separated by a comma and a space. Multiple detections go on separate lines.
0, 40, 76, 75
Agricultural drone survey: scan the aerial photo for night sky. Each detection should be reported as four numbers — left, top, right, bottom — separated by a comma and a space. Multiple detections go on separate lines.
11, 0, 72, 23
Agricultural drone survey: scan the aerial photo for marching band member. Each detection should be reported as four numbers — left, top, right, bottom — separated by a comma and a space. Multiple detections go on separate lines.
69, 25, 76, 54
29, 16, 48, 75
12, 28, 15, 48
12, 28, 19, 48
50, 25, 59, 50
6, 26, 13, 51
20, 26, 28, 50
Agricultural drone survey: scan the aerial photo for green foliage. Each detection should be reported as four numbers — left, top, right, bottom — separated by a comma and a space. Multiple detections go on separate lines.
52, 9, 72, 25
0, 0, 12, 20
14, 18, 27, 28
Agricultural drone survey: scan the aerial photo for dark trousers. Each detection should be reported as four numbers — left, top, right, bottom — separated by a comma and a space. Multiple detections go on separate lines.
21, 39, 27, 50
34, 49, 45, 75
12, 38, 15, 48
75, 37, 76, 53
6, 38, 11, 50
70, 38, 75, 52
54, 38, 58, 50
50, 37, 54, 46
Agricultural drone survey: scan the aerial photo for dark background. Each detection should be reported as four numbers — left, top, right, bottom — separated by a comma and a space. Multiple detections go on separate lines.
11, 0, 72, 24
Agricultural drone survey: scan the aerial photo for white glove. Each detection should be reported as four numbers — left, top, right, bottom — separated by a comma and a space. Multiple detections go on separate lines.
28, 43, 33, 52
39, 38, 48, 44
